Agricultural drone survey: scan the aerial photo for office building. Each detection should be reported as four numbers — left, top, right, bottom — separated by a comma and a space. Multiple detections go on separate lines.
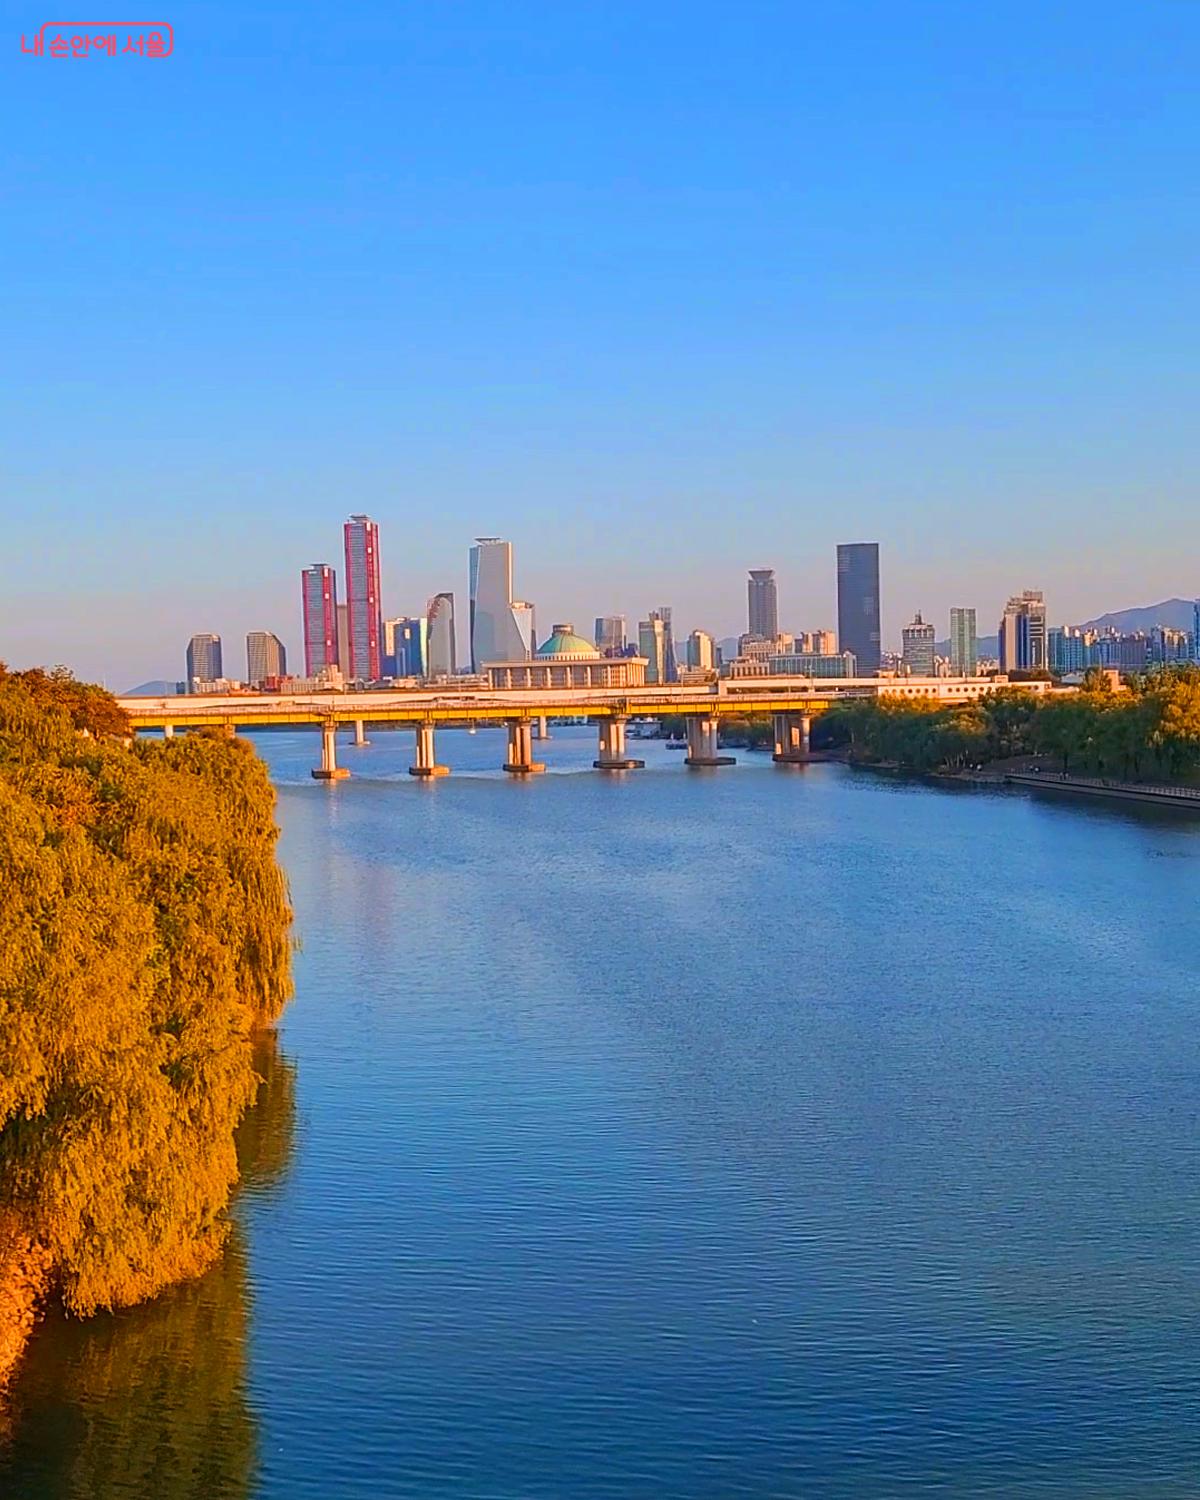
638, 615, 667, 684
246, 631, 286, 687
389, 616, 428, 678
594, 615, 627, 656
763, 651, 857, 678
901, 613, 936, 676
301, 564, 339, 676
949, 608, 978, 677
185, 633, 222, 691
836, 543, 881, 675
998, 590, 1048, 673
747, 569, 779, 640
686, 629, 715, 671
656, 607, 679, 683
427, 592, 457, 676
343, 514, 382, 682
469, 538, 535, 668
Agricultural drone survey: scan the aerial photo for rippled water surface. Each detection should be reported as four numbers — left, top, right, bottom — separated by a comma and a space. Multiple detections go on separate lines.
4, 727, 1200, 1497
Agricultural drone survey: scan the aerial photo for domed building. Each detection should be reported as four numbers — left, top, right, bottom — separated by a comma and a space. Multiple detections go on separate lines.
485, 624, 647, 689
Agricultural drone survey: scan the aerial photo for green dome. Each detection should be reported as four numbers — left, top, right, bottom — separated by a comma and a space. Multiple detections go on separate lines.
536, 623, 600, 659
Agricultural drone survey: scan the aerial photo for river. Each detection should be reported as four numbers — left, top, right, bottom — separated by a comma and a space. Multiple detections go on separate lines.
3, 728, 1199, 1498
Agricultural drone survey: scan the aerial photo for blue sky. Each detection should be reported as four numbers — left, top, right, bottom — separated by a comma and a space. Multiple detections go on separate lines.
3, 0, 1198, 685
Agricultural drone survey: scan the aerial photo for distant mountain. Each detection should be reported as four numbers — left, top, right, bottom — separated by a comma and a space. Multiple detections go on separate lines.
1081, 598, 1195, 634
936, 635, 999, 659
123, 679, 181, 696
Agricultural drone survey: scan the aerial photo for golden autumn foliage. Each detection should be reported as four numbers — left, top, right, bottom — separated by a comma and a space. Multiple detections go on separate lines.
0, 668, 293, 1374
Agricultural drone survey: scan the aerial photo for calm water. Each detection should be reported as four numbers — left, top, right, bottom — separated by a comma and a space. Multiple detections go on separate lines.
4, 727, 1199, 1498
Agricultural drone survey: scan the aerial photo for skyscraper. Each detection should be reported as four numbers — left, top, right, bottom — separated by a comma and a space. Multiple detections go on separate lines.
469, 538, 534, 667
343, 514, 382, 682
246, 631, 286, 686
747, 569, 778, 640
836, 543, 881, 675
655, 607, 679, 683
901, 613, 936, 676
594, 615, 627, 655
949, 608, 978, 676
426, 593, 457, 676
388, 616, 427, 677
686, 629, 715, 670
185, 633, 222, 691
638, 616, 666, 684
998, 591, 1048, 673
301, 563, 338, 676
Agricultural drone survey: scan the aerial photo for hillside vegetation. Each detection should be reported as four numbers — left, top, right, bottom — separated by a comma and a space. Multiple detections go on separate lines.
0, 667, 292, 1385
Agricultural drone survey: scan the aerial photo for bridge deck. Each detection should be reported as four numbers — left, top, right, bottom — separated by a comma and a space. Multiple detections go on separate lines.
117, 677, 1045, 731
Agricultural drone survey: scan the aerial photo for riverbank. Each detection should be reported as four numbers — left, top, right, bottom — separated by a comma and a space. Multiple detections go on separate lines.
1005, 771, 1200, 811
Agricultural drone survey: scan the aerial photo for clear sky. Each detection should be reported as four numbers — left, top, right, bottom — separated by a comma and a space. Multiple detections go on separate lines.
3, 0, 1198, 686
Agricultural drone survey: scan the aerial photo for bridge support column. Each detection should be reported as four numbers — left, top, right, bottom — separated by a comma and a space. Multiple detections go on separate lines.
222, 722, 236, 739
685, 715, 736, 767
504, 720, 545, 775
163, 723, 174, 739
533, 714, 550, 740
772, 713, 812, 763
352, 718, 368, 747
409, 722, 449, 777
594, 716, 644, 771
312, 721, 350, 781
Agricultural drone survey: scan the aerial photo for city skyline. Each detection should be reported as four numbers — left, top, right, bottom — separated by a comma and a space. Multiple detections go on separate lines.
46, 516, 1200, 690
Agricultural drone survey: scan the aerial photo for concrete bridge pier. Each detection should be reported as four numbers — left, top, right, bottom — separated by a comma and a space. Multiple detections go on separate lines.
351, 718, 369, 747
772, 712, 812, 763
594, 716, 644, 771
409, 722, 449, 778
163, 723, 175, 739
532, 714, 550, 740
504, 720, 546, 775
685, 715, 736, 767
312, 721, 351, 781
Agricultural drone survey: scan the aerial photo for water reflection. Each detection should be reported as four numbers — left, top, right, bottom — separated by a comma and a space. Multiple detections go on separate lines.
0, 1030, 296, 1500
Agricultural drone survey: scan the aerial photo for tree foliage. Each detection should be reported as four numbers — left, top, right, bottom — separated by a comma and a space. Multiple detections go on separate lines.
824, 667, 1200, 781
0, 670, 292, 1365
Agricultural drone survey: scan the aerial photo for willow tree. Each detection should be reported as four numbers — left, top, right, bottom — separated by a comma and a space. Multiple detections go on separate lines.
0, 669, 293, 1381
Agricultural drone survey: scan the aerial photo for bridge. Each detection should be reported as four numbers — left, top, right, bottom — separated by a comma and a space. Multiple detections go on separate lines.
117, 675, 1051, 780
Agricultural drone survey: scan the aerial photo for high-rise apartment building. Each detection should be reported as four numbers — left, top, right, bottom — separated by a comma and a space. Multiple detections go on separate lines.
686, 629, 715, 670
343, 514, 382, 682
594, 615, 627, 655
185, 633, 222, 691
638, 616, 667, 684
998, 590, 1048, 673
836, 543, 881, 675
469, 538, 535, 668
901, 613, 936, 676
246, 631, 286, 686
949, 608, 978, 676
426, 592, 457, 676
747, 569, 779, 640
301, 564, 339, 676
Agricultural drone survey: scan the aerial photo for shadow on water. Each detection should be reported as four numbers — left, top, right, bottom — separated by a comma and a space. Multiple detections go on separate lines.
0, 1031, 297, 1500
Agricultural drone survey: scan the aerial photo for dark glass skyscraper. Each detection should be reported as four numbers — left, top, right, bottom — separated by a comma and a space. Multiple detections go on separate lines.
747, 569, 778, 639
836, 543, 881, 675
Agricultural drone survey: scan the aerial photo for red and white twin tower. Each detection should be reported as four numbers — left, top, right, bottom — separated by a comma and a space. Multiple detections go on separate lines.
301, 514, 382, 683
